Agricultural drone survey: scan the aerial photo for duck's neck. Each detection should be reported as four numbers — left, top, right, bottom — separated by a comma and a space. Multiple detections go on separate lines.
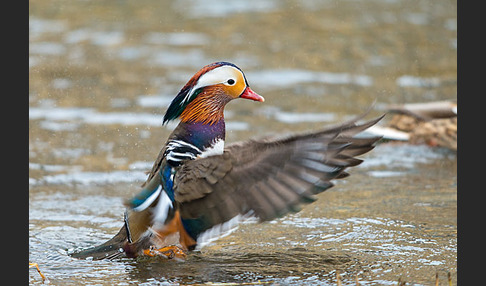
179, 89, 230, 125
181, 119, 225, 149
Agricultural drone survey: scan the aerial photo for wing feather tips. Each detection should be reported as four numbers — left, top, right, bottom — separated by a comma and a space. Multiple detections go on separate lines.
337, 114, 385, 137
264, 116, 382, 202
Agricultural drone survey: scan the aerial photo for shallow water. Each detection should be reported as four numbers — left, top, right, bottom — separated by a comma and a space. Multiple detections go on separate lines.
29, 0, 456, 284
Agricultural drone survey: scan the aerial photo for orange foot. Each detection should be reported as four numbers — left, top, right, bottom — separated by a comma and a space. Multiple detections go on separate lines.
143, 245, 187, 259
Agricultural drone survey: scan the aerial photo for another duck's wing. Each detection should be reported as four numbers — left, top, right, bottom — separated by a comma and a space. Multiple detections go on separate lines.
174, 115, 384, 231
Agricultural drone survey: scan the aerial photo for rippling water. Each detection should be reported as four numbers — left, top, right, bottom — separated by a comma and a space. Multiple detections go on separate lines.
30, 0, 456, 284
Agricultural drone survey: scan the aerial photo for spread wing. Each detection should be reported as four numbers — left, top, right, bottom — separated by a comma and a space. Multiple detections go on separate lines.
173, 115, 384, 236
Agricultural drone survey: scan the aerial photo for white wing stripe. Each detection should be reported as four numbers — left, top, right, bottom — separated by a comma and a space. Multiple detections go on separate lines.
195, 212, 256, 250
132, 185, 162, 212
152, 191, 173, 229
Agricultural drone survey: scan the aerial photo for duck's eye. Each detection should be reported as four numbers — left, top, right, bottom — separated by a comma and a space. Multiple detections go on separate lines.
226, 79, 236, 85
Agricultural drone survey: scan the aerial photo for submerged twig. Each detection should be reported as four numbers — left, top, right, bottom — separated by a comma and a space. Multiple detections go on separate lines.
192, 281, 273, 286
336, 270, 342, 286
29, 262, 47, 282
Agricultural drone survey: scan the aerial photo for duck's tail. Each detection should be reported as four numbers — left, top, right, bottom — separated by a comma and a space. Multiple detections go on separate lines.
70, 212, 131, 260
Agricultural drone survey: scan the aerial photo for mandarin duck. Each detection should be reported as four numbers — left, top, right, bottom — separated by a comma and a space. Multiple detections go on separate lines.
71, 62, 384, 260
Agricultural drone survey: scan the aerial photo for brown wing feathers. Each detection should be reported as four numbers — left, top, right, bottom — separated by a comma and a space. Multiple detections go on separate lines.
175, 115, 383, 225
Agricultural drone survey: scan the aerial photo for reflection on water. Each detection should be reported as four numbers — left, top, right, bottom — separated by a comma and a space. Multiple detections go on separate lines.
30, 0, 456, 284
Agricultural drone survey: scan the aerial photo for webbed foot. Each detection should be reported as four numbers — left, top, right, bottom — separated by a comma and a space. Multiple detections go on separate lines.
142, 245, 187, 259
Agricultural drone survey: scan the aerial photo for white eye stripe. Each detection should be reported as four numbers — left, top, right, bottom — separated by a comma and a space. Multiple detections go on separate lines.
196, 66, 240, 88
181, 66, 243, 106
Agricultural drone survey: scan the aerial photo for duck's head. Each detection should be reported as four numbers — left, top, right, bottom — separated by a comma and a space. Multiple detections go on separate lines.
163, 62, 264, 125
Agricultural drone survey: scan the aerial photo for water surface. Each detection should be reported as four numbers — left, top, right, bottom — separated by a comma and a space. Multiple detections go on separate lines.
29, 0, 456, 284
